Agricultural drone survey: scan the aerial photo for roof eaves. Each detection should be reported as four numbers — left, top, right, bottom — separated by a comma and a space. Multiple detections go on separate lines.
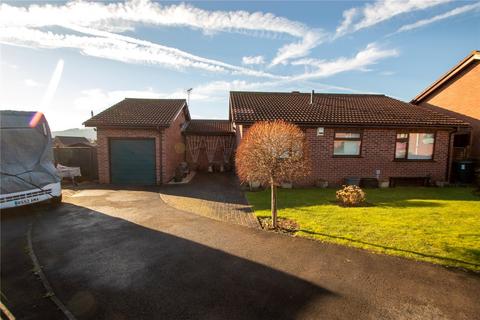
83, 122, 169, 129
411, 50, 480, 104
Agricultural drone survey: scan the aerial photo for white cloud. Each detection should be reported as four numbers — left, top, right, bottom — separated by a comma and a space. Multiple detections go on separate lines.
270, 30, 325, 66
291, 43, 399, 80
0, 0, 324, 66
0, 26, 282, 79
396, 2, 480, 33
242, 55, 265, 65
379, 70, 396, 76
74, 88, 170, 114
335, 0, 452, 36
336, 8, 358, 37
24, 78, 41, 87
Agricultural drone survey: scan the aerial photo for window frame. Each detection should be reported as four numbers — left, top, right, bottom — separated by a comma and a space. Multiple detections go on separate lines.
394, 132, 436, 161
333, 130, 363, 157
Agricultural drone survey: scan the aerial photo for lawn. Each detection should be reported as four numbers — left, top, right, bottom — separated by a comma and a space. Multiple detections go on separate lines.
247, 187, 480, 271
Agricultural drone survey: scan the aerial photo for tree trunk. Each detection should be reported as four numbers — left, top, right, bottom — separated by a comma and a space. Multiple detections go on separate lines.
271, 182, 277, 229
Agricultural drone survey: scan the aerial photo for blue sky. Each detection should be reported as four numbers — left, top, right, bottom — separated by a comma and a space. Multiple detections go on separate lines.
1, 0, 479, 131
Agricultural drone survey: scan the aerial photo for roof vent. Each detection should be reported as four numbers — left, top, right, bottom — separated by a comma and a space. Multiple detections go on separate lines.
310, 90, 315, 104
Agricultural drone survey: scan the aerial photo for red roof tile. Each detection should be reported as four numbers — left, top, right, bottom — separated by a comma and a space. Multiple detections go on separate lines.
184, 120, 234, 135
229, 91, 469, 128
84, 98, 188, 128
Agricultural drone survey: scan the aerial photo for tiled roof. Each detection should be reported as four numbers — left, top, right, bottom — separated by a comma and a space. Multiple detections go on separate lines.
54, 136, 92, 146
184, 120, 234, 135
84, 98, 187, 128
230, 91, 469, 128
54, 136, 90, 144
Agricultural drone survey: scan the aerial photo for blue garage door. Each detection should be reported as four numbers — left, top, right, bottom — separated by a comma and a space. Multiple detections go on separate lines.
110, 139, 156, 185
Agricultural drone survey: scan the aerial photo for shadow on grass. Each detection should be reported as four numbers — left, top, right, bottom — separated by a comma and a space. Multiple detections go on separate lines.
297, 229, 480, 270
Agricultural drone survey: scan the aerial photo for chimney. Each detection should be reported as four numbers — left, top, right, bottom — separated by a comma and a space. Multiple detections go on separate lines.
310, 90, 315, 104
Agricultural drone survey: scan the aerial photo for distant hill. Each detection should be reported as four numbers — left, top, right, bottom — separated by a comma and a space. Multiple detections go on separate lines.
52, 128, 97, 141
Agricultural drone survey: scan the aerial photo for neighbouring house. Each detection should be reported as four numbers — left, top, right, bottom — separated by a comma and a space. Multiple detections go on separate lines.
183, 120, 235, 171
84, 98, 190, 185
229, 91, 470, 186
53, 136, 95, 148
411, 50, 479, 162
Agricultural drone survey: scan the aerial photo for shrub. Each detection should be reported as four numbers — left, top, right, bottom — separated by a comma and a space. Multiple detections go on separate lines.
336, 185, 366, 206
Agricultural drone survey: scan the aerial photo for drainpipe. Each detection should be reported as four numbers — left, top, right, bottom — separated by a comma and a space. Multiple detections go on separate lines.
158, 125, 162, 185
446, 127, 458, 182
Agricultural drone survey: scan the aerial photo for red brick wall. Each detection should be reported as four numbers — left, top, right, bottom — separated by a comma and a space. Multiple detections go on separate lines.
237, 126, 451, 186
419, 61, 479, 159
161, 108, 187, 182
96, 127, 162, 184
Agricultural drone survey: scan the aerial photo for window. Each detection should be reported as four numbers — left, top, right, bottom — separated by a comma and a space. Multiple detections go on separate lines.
334, 132, 362, 156
395, 133, 435, 160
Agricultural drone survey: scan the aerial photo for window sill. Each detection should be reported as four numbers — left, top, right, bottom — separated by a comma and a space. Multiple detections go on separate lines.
393, 159, 436, 162
332, 155, 363, 158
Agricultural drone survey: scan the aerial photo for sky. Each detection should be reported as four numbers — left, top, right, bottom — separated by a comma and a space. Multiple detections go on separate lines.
0, 0, 479, 131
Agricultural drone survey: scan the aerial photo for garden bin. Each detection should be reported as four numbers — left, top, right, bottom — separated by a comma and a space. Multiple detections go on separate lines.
453, 160, 474, 183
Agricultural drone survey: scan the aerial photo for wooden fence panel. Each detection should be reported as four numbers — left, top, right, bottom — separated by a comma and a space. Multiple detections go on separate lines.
53, 147, 98, 180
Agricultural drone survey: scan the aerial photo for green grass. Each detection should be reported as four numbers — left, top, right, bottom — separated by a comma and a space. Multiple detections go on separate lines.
247, 187, 480, 271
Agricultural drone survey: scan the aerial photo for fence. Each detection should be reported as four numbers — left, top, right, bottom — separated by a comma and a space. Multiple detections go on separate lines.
53, 147, 98, 180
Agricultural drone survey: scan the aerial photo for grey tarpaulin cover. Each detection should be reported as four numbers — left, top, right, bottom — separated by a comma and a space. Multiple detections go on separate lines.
0, 110, 60, 194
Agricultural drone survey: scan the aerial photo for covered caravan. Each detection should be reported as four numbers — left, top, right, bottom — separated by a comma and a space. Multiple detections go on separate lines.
0, 111, 61, 209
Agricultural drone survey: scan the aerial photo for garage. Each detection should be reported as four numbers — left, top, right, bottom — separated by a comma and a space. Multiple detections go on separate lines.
110, 139, 156, 185
84, 98, 190, 185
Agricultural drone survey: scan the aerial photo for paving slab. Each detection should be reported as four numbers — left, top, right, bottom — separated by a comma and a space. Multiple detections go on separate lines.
160, 172, 260, 228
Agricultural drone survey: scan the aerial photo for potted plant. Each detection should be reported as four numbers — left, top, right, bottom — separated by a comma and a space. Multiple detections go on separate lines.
281, 181, 293, 189
249, 181, 261, 190
379, 180, 389, 188
315, 179, 328, 188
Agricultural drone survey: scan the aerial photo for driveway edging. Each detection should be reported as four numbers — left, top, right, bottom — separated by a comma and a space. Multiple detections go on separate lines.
27, 220, 77, 320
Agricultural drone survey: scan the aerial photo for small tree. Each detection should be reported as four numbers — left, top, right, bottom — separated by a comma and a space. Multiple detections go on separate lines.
236, 120, 311, 228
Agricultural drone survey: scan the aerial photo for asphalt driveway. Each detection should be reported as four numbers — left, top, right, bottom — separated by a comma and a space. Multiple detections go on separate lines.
2, 187, 479, 319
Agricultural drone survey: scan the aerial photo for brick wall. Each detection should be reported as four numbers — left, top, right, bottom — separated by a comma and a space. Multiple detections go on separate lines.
419, 61, 480, 159
237, 125, 451, 186
96, 127, 162, 184
161, 108, 187, 182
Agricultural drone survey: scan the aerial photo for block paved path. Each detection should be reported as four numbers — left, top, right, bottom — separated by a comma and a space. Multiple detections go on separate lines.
160, 172, 260, 228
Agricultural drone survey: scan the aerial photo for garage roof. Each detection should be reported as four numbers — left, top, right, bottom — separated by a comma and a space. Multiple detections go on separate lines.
84, 98, 189, 128
229, 91, 469, 128
183, 120, 234, 135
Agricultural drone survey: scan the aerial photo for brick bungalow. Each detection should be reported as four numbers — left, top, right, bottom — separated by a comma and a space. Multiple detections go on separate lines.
411, 50, 479, 162
229, 91, 470, 186
84, 98, 190, 185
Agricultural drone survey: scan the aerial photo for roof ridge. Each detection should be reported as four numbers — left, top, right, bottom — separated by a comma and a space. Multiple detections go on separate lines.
230, 90, 384, 96
124, 97, 186, 101
190, 119, 230, 121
